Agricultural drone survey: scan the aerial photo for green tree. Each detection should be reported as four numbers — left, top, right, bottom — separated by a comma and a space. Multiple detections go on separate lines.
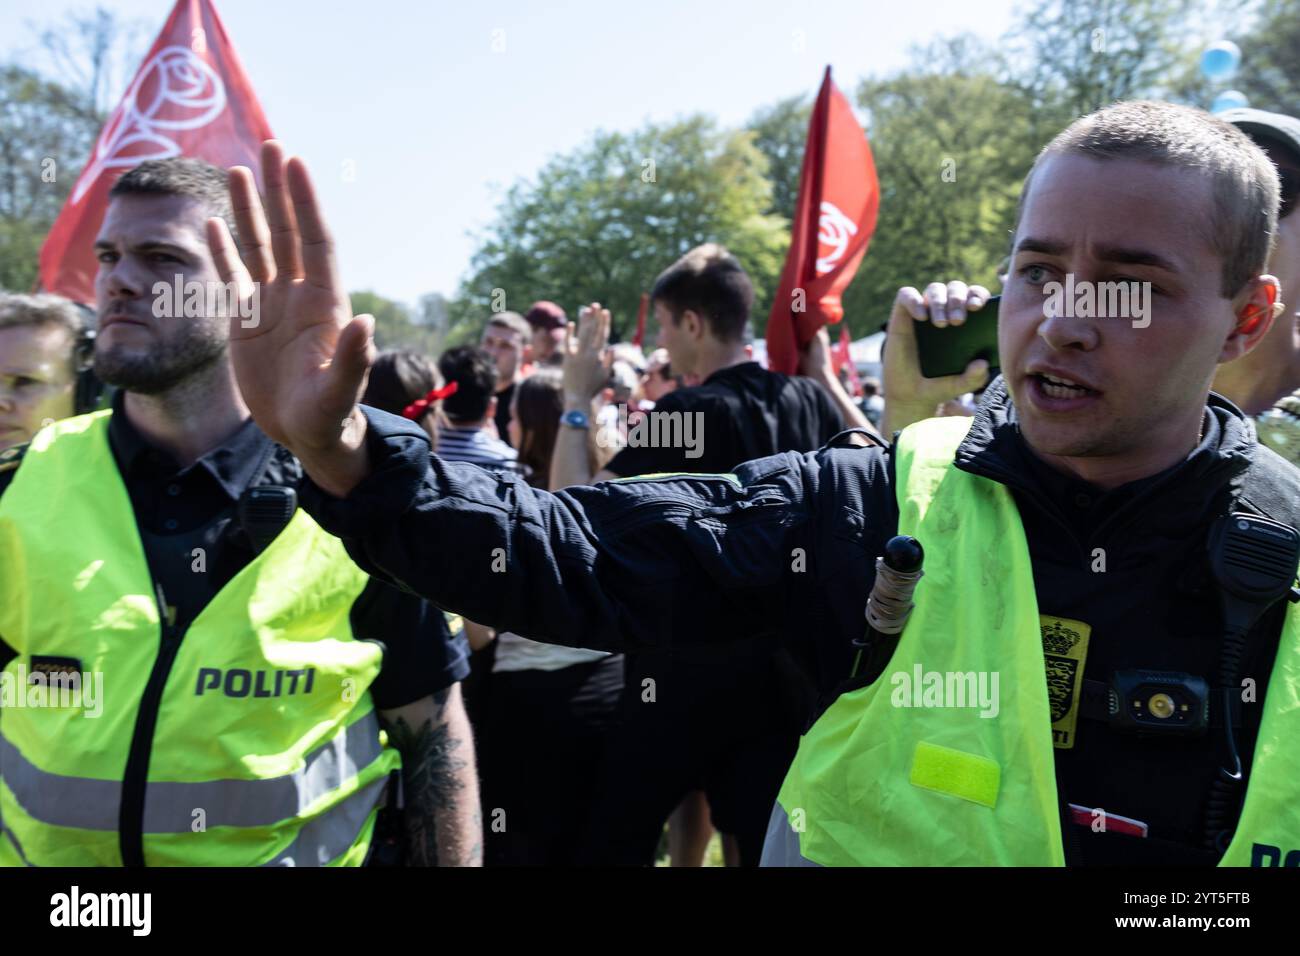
844, 36, 1041, 332
350, 290, 439, 356
416, 291, 450, 337
747, 94, 811, 221
1231, 0, 1300, 113
441, 293, 489, 351
0, 65, 99, 291
451, 115, 789, 341
29, 5, 145, 124
1003, 0, 1212, 127
411, 290, 455, 354
0, 7, 142, 292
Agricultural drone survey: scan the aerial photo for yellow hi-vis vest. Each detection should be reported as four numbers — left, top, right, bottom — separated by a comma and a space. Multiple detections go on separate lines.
770, 416, 1300, 866
0, 411, 401, 866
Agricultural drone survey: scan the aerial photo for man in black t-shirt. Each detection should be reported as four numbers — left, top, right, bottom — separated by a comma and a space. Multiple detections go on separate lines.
552, 244, 868, 487
550, 243, 869, 865
606, 360, 844, 476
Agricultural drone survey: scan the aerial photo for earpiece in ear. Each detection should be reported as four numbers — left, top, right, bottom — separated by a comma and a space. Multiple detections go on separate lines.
1237, 285, 1278, 336
1240, 304, 1267, 329
74, 328, 95, 372
72, 328, 102, 415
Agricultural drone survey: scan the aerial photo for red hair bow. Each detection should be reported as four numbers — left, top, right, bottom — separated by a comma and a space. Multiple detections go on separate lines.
402, 381, 458, 420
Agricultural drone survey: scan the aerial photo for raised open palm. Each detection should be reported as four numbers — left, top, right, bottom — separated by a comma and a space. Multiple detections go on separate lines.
207, 140, 374, 454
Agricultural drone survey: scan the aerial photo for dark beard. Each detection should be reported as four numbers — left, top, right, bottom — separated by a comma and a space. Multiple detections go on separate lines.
94, 334, 226, 395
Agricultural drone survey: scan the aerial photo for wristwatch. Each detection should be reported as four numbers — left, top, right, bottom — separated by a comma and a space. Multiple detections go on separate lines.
561, 409, 590, 429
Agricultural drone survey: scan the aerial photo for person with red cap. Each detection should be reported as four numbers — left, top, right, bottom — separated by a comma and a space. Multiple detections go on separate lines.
525, 301, 567, 368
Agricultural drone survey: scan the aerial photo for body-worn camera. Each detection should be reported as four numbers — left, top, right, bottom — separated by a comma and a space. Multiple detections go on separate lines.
1108, 670, 1209, 736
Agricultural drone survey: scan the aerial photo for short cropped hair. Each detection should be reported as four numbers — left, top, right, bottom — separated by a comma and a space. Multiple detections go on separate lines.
1014, 101, 1280, 297
109, 157, 239, 244
0, 293, 85, 373
437, 346, 500, 424
651, 243, 754, 343
484, 311, 532, 341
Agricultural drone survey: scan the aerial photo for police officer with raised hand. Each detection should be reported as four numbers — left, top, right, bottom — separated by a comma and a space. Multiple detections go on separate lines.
214, 104, 1300, 866
0, 154, 480, 867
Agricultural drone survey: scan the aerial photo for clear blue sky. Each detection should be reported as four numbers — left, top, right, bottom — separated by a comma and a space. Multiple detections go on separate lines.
2, 0, 1018, 307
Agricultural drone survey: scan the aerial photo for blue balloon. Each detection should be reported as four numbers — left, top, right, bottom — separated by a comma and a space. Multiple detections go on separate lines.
1201, 41, 1241, 81
1212, 90, 1249, 113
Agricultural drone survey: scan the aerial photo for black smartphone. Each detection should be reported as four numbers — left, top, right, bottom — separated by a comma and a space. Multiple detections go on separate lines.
912, 294, 1000, 380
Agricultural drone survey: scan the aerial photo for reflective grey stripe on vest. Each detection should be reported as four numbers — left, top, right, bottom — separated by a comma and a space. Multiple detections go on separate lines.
263, 774, 387, 867
0, 712, 383, 832
759, 801, 822, 867
0, 795, 34, 867
1, 829, 33, 866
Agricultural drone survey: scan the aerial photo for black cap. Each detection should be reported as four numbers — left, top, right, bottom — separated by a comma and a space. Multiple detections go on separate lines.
1222, 108, 1300, 164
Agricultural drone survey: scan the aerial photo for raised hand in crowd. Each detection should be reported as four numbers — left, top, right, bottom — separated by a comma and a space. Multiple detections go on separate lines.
560, 303, 613, 407
552, 303, 618, 488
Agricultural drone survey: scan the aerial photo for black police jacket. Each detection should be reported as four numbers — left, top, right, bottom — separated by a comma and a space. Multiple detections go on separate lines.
301, 377, 1300, 864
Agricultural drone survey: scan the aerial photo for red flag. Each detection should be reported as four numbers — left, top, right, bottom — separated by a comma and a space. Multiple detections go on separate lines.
632, 292, 649, 348
765, 66, 879, 375
832, 323, 862, 397
38, 0, 273, 304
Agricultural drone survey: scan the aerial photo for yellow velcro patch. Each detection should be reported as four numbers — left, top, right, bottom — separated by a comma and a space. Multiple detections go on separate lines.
909, 740, 1001, 809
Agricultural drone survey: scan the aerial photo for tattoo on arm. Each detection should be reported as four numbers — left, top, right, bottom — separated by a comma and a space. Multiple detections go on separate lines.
383, 687, 480, 866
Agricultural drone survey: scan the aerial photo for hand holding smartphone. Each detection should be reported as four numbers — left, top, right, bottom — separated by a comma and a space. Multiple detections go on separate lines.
912, 294, 1000, 380
881, 282, 996, 436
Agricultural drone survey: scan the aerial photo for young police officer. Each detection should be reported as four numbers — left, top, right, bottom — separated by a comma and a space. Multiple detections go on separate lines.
213, 104, 1298, 866
0, 158, 480, 867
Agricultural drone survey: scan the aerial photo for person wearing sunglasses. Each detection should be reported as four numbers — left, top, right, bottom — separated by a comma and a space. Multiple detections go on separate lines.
1214, 110, 1300, 462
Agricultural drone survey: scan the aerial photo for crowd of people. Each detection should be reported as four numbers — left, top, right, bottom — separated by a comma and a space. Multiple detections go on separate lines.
351, 267, 882, 865
0, 206, 885, 866
1, 98, 1299, 867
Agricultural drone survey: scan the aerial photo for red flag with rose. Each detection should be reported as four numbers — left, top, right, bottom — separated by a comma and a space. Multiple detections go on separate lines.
765, 67, 879, 375
38, 0, 273, 305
